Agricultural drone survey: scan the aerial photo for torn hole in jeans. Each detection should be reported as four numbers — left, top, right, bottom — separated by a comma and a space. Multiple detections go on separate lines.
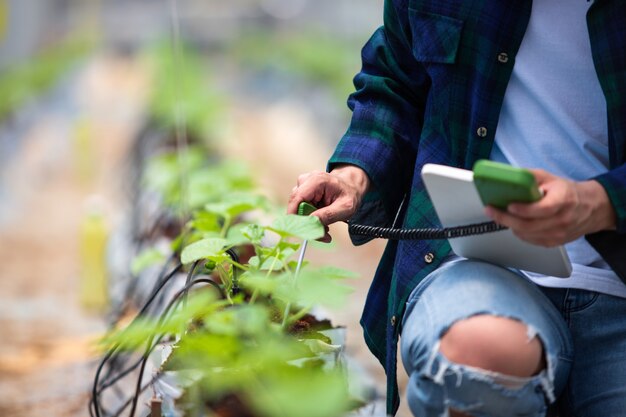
428, 313, 557, 403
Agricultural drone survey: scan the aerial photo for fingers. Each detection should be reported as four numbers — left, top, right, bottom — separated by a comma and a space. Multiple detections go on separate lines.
296, 170, 323, 187
485, 206, 569, 246
287, 172, 331, 215
507, 187, 564, 218
287, 169, 362, 227
287, 172, 320, 214
505, 170, 575, 219
510, 179, 616, 245
486, 208, 544, 245
311, 197, 357, 225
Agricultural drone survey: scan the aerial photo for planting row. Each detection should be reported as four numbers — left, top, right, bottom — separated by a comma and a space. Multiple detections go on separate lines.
91, 43, 369, 417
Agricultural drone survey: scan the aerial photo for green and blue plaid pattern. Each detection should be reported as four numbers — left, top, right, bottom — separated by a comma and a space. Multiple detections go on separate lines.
328, 0, 626, 413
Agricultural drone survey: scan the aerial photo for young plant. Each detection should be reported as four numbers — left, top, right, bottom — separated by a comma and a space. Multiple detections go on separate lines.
104, 210, 357, 417
111, 147, 359, 417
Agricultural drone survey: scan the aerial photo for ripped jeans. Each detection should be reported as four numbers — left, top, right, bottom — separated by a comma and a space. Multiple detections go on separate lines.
400, 259, 626, 417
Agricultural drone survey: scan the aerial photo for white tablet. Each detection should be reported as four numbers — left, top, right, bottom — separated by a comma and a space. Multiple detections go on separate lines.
421, 163, 572, 278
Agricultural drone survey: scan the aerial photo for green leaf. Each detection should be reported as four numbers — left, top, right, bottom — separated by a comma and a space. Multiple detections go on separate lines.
276, 240, 300, 252
100, 291, 220, 352
180, 238, 227, 265
249, 366, 350, 417
276, 247, 297, 263
187, 176, 223, 210
308, 238, 337, 250
298, 271, 353, 309
276, 270, 353, 309
225, 223, 253, 247
203, 304, 270, 337
165, 333, 241, 374
143, 147, 207, 209
286, 259, 310, 271
241, 272, 287, 296
248, 255, 284, 271
302, 339, 342, 355
257, 256, 284, 271
269, 214, 324, 240
130, 248, 166, 276
205, 193, 266, 220
240, 223, 265, 244
99, 316, 159, 352
247, 256, 260, 269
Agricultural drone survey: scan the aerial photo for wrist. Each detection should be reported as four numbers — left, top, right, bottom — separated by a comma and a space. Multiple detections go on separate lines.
330, 164, 371, 199
578, 180, 617, 232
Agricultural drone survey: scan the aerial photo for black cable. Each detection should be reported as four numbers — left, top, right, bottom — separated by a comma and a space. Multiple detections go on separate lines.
182, 260, 201, 308
347, 220, 507, 240
92, 262, 183, 417
93, 261, 225, 414
98, 356, 145, 393
127, 278, 220, 417
94, 275, 223, 417
92, 348, 119, 417
99, 255, 177, 395
109, 371, 162, 417
131, 253, 179, 317
98, 260, 182, 388
225, 248, 241, 295
147, 255, 185, 316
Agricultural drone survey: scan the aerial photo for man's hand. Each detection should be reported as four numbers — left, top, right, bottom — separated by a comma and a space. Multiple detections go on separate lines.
485, 169, 617, 247
287, 165, 371, 242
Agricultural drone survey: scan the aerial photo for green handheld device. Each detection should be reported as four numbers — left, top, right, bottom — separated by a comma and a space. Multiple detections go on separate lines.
473, 160, 542, 210
297, 201, 317, 216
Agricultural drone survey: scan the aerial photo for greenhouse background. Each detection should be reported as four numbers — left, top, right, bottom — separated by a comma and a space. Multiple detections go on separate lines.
0, 0, 414, 416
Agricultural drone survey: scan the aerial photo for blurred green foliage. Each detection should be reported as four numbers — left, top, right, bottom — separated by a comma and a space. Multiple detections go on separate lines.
0, 38, 90, 120
233, 30, 361, 99
143, 146, 256, 213
145, 42, 224, 143
170, 323, 351, 417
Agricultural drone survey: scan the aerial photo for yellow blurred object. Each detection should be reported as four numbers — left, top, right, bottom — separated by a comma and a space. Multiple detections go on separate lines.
73, 117, 95, 185
0, 1, 7, 42
79, 196, 110, 312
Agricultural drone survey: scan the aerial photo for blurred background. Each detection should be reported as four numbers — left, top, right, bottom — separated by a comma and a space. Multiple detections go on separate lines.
0, 0, 409, 416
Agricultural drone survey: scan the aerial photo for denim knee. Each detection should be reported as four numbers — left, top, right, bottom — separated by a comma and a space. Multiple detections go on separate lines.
400, 260, 573, 417
405, 341, 551, 417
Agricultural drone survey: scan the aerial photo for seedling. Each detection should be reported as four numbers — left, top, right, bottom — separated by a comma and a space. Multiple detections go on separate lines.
100, 151, 359, 417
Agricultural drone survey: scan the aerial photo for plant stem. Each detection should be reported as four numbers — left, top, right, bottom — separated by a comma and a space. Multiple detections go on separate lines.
286, 304, 312, 325
217, 264, 233, 304
281, 303, 291, 329
281, 239, 309, 329
220, 215, 231, 238
264, 248, 281, 278
249, 289, 259, 304
228, 260, 249, 272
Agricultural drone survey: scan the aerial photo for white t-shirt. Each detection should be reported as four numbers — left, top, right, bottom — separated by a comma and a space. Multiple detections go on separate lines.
489, 0, 626, 297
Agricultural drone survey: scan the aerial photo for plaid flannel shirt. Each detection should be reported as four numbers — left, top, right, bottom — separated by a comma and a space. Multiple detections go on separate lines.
328, 0, 626, 414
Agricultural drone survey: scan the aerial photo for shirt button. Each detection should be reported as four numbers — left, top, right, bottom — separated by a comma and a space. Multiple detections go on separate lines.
390, 316, 397, 327
497, 52, 509, 63
477, 126, 488, 138
424, 252, 435, 264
